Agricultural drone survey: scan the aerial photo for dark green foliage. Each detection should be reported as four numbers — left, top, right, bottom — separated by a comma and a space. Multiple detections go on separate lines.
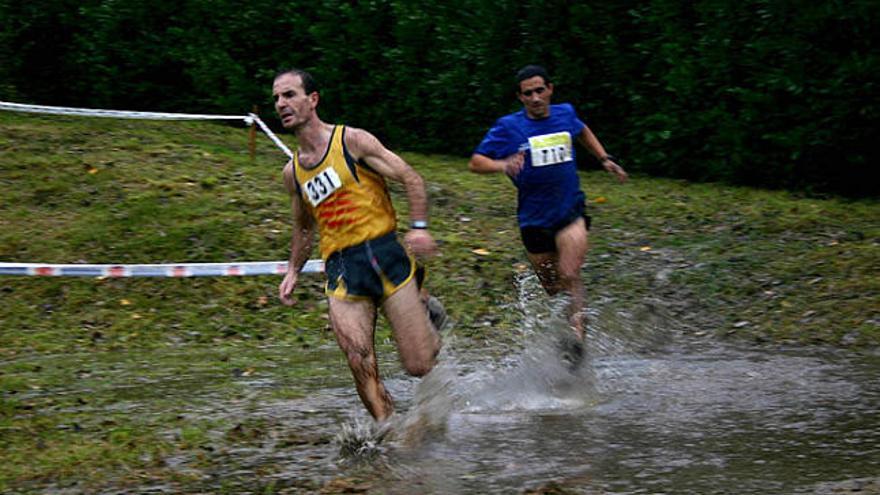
1, 0, 876, 196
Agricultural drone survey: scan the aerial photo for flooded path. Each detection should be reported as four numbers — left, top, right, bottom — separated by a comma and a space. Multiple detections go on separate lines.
385, 340, 880, 494
181, 277, 879, 494
15, 276, 880, 494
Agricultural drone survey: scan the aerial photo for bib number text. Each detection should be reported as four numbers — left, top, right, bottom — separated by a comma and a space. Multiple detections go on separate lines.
528, 132, 572, 167
304, 168, 342, 206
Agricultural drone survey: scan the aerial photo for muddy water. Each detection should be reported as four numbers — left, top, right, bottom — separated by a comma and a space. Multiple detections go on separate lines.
319, 278, 880, 495
175, 338, 879, 494
383, 341, 880, 494
172, 275, 880, 495
19, 274, 880, 494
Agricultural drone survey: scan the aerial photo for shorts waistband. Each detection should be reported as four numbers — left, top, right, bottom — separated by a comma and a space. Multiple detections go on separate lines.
327, 231, 398, 261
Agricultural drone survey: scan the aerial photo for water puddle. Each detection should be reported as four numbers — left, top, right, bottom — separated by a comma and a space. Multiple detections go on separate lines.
16, 273, 880, 494
331, 275, 880, 494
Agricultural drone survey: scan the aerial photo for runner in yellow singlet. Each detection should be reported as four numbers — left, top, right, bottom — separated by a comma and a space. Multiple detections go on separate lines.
273, 68, 445, 422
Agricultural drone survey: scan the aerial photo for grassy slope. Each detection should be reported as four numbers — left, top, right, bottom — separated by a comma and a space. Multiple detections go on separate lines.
0, 113, 877, 491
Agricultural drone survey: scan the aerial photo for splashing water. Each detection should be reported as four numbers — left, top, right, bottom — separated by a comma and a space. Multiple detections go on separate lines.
305, 271, 880, 494
335, 415, 390, 461
387, 271, 625, 431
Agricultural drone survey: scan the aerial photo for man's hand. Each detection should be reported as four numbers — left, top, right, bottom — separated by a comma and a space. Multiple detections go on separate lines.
404, 229, 438, 258
502, 151, 525, 178
279, 271, 299, 306
602, 159, 628, 183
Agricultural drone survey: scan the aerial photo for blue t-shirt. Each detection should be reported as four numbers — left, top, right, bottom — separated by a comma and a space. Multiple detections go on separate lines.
474, 103, 586, 229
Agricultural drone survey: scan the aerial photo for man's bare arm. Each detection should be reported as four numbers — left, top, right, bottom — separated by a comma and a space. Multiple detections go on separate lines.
344, 127, 436, 256
345, 127, 428, 224
469, 152, 524, 177
577, 126, 628, 183
279, 162, 316, 305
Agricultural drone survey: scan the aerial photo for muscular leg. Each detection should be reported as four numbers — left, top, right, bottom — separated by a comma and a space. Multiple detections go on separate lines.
526, 251, 563, 295
328, 297, 394, 421
525, 218, 589, 337
382, 278, 441, 377
555, 217, 589, 338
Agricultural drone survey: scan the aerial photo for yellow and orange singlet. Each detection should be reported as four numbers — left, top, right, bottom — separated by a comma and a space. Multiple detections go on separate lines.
293, 125, 397, 259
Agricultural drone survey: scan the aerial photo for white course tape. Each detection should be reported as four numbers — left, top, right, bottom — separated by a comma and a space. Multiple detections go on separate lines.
0, 260, 323, 277
1, 102, 305, 276
0, 101, 247, 121
250, 114, 294, 159
0, 101, 297, 158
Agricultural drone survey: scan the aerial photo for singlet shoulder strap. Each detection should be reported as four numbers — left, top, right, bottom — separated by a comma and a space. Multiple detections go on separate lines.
289, 156, 303, 196
339, 125, 363, 182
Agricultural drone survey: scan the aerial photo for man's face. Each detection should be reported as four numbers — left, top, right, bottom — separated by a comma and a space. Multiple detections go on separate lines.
517, 75, 553, 119
273, 73, 317, 129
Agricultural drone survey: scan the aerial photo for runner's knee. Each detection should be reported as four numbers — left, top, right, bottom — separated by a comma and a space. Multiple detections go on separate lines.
401, 344, 438, 376
558, 263, 581, 282
402, 357, 435, 377
557, 251, 584, 280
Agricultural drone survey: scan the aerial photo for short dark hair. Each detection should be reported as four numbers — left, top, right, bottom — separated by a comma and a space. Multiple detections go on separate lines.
274, 68, 319, 94
515, 65, 551, 91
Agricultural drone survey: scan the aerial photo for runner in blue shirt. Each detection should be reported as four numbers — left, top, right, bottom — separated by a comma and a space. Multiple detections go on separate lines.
469, 65, 627, 362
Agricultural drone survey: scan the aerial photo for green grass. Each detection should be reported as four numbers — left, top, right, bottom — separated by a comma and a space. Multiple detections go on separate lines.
0, 111, 877, 492
578, 179, 879, 345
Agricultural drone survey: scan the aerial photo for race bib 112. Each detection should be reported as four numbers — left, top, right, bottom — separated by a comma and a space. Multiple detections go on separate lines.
528, 132, 572, 167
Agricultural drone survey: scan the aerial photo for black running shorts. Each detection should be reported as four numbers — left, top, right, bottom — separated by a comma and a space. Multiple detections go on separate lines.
519, 195, 591, 254
324, 232, 416, 303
